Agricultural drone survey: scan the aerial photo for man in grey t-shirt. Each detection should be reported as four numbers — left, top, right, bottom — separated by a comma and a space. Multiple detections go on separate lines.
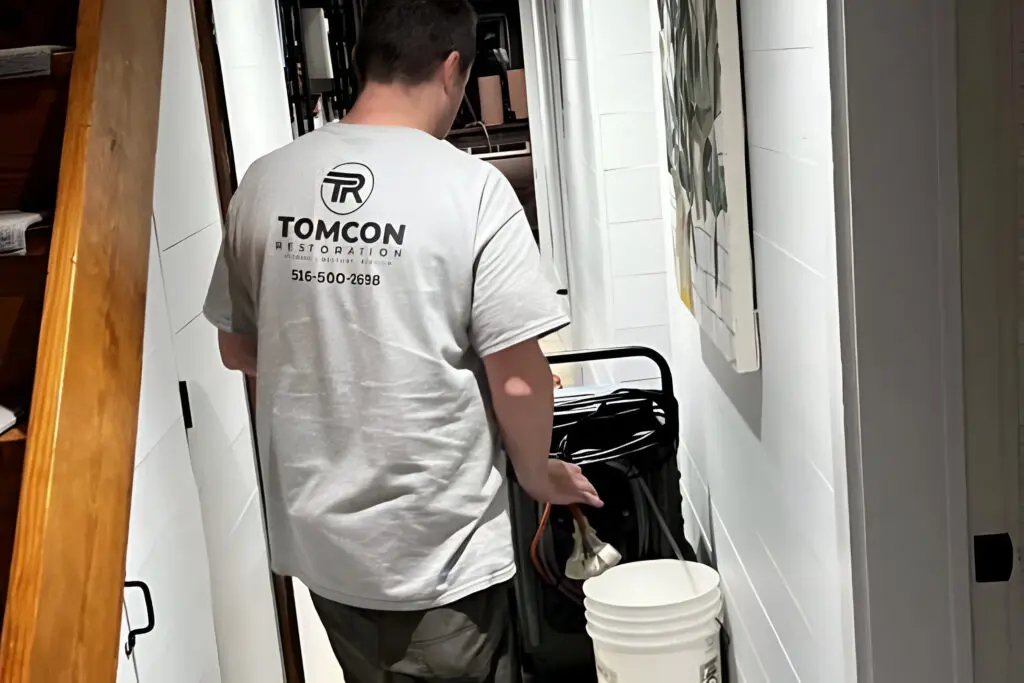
204, 1, 601, 680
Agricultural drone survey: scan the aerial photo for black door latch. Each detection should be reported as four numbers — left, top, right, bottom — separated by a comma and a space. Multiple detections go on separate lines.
124, 580, 156, 658
179, 381, 193, 429
974, 533, 1015, 583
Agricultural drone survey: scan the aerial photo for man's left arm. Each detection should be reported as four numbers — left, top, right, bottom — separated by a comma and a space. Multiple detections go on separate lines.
218, 330, 257, 376
204, 214, 259, 376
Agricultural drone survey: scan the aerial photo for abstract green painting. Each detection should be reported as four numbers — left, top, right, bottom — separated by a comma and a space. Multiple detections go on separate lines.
658, 0, 760, 372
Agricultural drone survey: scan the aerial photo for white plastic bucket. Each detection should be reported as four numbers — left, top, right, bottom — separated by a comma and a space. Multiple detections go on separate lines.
590, 625, 722, 683
584, 588, 723, 626
583, 560, 724, 683
586, 617, 719, 651
584, 560, 721, 620
586, 617, 718, 647
585, 602, 723, 635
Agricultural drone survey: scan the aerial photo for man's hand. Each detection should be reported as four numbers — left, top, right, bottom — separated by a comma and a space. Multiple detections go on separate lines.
484, 339, 605, 507
520, 459, 603, 508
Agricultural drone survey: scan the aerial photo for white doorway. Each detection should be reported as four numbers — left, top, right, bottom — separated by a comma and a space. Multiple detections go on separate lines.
453, 0, 574, 354
516, 0, 571, 303
515, 0, 576, 375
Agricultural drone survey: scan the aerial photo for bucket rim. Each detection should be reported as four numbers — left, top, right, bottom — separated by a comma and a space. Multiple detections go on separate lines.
583, 559, 721, 608
586, 621, 720, 653
582, 592, 722, 621
585, 603, 724, 633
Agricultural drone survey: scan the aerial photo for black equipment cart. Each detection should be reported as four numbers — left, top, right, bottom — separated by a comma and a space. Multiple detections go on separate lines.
508, 347, 697, 681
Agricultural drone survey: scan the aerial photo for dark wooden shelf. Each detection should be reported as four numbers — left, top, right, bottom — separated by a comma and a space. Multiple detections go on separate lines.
0, 6, 73, 638
447, 119, 530, 149
47, 50, 74, 78
0, 1, 81, 51
0, 421, 25, 625
23, 222, 53, 256
0, 51, 75, 212
0, 423, 27, 448
0, 223, 52, 400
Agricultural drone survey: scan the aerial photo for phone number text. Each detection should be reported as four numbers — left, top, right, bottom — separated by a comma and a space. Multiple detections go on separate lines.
290, 269, 380, 286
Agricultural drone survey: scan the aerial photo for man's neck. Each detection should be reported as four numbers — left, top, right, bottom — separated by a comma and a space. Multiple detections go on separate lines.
342, 82, 444, 137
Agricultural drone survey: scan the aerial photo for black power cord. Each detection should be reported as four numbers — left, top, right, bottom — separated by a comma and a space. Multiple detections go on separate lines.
551, 388, 674, 470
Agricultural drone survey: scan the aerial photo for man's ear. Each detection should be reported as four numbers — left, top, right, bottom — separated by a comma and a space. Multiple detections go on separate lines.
442, 51, 464, 92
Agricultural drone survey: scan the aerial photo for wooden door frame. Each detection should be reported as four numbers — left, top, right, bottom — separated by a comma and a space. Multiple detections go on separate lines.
189, 1, 306, 681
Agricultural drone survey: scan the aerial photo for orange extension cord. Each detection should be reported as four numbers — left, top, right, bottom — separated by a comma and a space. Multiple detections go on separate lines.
534, 375, 562, 580
530, 503, 555, 585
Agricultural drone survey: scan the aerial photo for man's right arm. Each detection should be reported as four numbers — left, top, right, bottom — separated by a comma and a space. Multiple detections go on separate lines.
483, 339, 601, 508
470, 170, 600, 507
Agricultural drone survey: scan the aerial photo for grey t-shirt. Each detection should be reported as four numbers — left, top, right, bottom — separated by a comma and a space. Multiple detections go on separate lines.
204, 123, 569, 610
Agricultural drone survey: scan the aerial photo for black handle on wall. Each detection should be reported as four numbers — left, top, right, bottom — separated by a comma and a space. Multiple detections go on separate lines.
973, 533, 1015, 583
124, 580, 156, 658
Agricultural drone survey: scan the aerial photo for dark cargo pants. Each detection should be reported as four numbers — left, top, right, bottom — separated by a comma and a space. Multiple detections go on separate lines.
309, 582, 518, 683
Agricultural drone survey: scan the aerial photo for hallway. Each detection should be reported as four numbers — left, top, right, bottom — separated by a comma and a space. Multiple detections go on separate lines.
117, 0, 1017, 681
2, 0, 1018, 681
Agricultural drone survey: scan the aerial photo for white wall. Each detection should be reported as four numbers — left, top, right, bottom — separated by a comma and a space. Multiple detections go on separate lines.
555, 1, 855, 681
556, 0, 673, 387
670, 2, 853, 681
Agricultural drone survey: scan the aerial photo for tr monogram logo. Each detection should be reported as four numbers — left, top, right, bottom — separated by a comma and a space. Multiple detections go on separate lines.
321, 162, 375, 216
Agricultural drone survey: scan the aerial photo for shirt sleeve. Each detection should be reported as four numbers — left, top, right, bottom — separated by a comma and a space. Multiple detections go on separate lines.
203, 196, 258, 339
470, 169, 570, 357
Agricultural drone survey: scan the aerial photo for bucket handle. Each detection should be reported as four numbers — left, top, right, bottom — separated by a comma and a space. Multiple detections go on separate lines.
636, 476, 704, 599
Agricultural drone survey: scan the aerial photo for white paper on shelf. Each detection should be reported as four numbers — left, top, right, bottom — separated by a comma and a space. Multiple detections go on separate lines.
0, 405, 16, 435
0, 211, 43, 257
0, 46, 63, 79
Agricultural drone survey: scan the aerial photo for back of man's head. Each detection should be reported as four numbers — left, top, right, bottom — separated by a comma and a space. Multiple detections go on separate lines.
355, 0, 477, 86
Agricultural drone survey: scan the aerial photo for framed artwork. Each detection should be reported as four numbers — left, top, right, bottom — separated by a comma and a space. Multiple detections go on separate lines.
658, 0, 760, 373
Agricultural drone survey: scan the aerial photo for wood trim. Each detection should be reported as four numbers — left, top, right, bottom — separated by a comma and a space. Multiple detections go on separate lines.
0, 0, 167, 679
192, 2, 306, 678
191, 0, 237, 215
272, 574, 306, 683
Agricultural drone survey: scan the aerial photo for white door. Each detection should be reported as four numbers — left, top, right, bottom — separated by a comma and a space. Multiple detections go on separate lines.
126, 419, 223, 683
961, 1, 1024, 678
122, 229, 223, 683
174, 310, 284, 683
151, 0, 286, 679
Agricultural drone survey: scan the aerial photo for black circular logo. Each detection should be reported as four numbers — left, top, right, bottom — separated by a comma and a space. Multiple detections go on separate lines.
321, 162, 375, 216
